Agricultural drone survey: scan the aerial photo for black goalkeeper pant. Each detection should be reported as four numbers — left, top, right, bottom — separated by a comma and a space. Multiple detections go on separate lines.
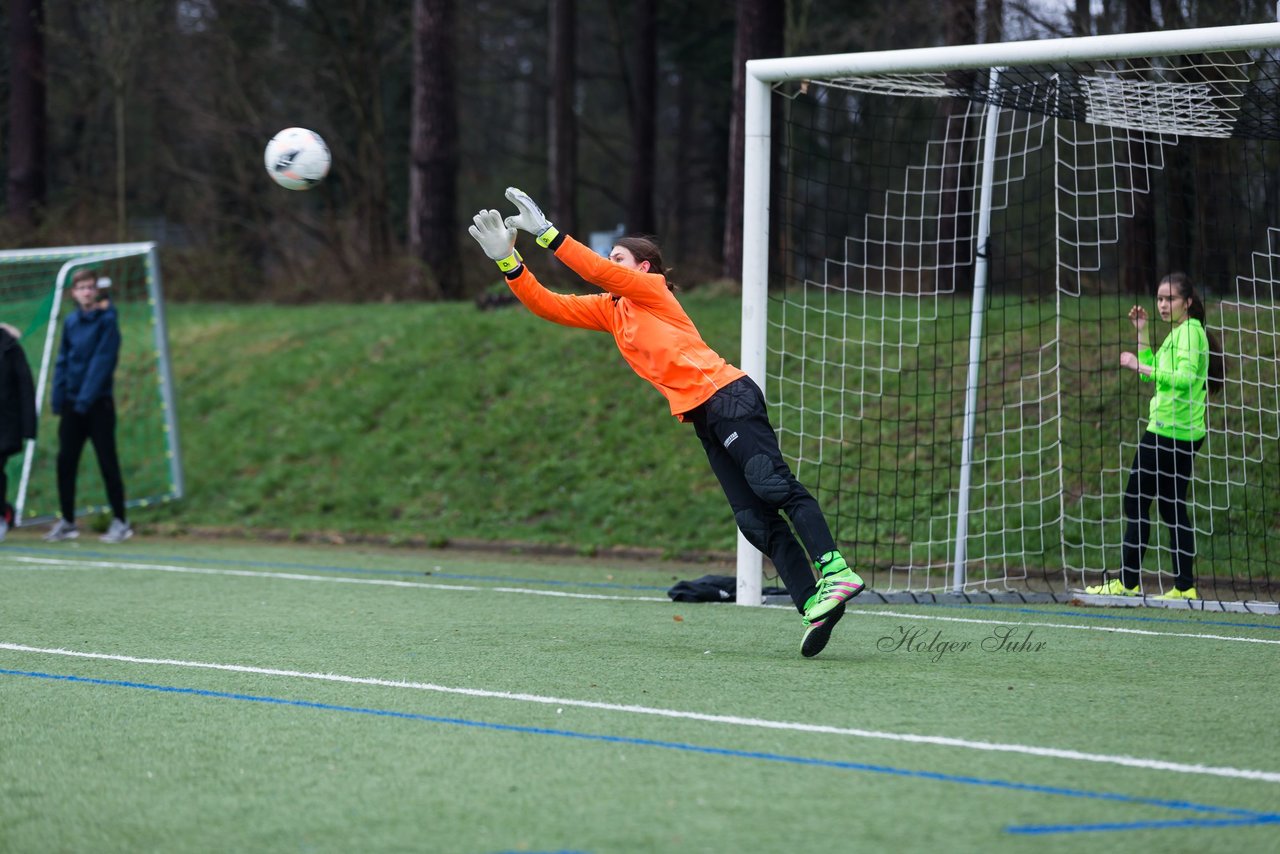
686, 376, 837, 613
1121, 430, 1203, 591
0, 454, 12, 520
57, 397, 127, 523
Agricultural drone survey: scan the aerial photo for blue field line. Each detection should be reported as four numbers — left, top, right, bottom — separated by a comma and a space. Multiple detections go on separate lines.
4, 666, 1275, 836
1009, 815, 1280, 834
0, 545, 671, 592
933, 602, 1280, 632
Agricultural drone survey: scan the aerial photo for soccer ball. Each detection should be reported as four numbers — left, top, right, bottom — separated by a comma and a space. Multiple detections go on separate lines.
264, 127, 331, 190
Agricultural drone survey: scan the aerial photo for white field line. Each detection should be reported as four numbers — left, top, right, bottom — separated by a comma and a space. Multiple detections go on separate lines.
3, 556, 656, 602
2, 640, 1277, 784
861, 610, 1280, 645
6, 555, 1280, 646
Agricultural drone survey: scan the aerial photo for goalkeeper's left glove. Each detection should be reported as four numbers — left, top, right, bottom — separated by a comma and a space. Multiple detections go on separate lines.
468, 209, 522, 273
503, 187, 560, 248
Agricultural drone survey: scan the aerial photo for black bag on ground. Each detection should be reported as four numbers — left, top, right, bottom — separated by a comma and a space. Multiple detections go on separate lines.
667, 575, 737, 602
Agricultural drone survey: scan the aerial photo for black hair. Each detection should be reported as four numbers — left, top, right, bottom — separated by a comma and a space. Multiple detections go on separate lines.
614, 235, 677, 292
1161, 272, 1224, 396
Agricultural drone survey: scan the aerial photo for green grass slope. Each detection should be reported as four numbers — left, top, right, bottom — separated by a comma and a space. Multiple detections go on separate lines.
151, 296, 740, 557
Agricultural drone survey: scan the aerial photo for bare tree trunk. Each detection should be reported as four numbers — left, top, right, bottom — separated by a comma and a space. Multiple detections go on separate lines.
626, 0, 657, 235
549, 0, 577, 237
1164, 146, 1194, 274
409, 0, 459, 297
1195, 142, 1234, 289
937, 0, 977, 294
115, 89, 126, 242
1155, 0, 1184, 29
984, 0, 1003, 43
1074, 0, 1091, 35
347, 2, 394, 265
1121, 0, 1156, 294
7, 0, 47, 229
721, 0, 784, 281
1121, 137, 1158, 295
673, 76, 694, 262
1125, 0, 1155, 33
1099, 0, 1117, 34
109, 3, 126, 243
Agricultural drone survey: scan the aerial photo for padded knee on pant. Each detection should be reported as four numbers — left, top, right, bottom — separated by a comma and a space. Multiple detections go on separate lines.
734, 509, 768, 552
744, 454, 789, 505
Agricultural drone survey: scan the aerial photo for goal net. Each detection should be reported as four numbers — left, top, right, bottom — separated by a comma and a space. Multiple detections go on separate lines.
738, 24, 1280, 605
0, 243, 183, 526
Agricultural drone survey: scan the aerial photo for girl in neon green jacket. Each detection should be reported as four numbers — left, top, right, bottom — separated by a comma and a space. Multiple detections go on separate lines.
1088, 273, 1223, 599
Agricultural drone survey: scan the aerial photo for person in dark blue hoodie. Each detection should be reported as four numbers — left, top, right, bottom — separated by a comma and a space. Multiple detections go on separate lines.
45, 269, 132, 543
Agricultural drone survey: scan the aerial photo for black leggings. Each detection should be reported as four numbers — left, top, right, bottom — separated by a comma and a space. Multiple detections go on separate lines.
1121, 431, 1203, 591
0, 453, 12, 518
57, 397, 127, 522
686, 377, 837, 613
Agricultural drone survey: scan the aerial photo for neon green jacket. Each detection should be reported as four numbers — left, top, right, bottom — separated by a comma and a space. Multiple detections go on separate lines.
1137, 317, 1209, 441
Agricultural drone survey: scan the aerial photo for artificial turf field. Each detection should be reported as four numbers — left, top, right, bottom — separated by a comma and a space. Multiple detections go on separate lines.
1, 535, 1277, 853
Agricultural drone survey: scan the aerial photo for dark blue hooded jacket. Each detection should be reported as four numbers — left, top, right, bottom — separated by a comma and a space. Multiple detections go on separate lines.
52, 305, 120, 415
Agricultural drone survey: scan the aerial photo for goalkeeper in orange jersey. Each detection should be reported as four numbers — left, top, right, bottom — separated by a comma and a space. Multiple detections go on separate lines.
468, 188, 864, 658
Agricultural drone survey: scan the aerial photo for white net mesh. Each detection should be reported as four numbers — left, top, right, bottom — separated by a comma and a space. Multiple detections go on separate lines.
765, 45, 1280, 600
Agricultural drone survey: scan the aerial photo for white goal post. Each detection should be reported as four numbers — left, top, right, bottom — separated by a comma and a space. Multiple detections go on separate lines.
737, 23, 1280, 606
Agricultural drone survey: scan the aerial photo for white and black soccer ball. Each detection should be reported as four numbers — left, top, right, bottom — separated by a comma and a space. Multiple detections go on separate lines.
264, 127, 331, 191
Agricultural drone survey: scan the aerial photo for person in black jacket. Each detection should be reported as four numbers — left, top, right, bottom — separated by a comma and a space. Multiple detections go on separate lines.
0, 322, 37, 542
45, 270, 132, 543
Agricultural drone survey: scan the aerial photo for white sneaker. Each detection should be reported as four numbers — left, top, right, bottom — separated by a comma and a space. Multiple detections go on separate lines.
44, 518, 79, 542
100, 518, 133, 544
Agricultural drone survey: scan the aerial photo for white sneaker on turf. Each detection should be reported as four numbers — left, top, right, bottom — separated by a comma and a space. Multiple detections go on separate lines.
44, 518, 79, 542
100, 518, 133, 544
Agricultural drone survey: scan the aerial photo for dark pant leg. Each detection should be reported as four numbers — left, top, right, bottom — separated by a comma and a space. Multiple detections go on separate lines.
1122, 432, 1202, 590
57, 410, 92, 522
692, 416, 815, 612
85, 398, 127, 521
0, 454, 10, 522
689, 377, 838, 612
1121, 433, 1158, 589
704, 378, 838, 557
1153, 435, 1202, 591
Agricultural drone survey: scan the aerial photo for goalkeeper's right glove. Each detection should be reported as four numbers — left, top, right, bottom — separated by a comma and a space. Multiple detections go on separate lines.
468, 209, 523, 273
504, 187, 560, 248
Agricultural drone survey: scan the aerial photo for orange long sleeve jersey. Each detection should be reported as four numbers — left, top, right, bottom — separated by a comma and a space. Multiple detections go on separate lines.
506, 235, 746, 419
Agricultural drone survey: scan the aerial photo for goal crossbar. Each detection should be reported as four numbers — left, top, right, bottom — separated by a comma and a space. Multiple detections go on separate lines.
745, 22, 1280, 82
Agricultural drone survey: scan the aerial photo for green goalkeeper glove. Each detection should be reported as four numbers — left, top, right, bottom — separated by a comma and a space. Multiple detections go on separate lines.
504, 187, 560, 248
468, 209, 522, 273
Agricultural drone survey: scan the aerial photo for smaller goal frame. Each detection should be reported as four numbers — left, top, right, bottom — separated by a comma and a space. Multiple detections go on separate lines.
0, 242, 184, 524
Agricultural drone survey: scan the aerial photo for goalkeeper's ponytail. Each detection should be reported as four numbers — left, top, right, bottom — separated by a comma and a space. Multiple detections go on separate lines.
1163, 272, 1224, 397
616, 236, 677, 292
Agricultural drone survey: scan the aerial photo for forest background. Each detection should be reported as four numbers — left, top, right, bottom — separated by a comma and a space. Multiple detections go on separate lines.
6, 1, 1276, 303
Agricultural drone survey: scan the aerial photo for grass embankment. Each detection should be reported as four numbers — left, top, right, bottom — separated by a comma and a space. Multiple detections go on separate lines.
148, 295, 738, 558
